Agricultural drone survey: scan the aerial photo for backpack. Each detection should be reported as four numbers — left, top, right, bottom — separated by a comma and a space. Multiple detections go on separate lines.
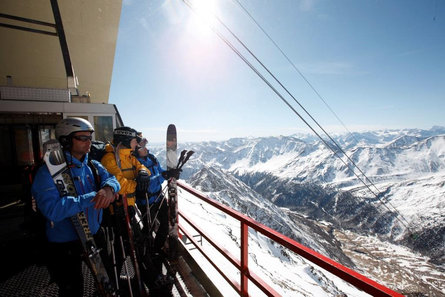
87, 141, 109, 189
89, 140, 107, 162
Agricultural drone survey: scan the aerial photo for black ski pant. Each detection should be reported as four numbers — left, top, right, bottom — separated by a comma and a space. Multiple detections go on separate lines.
47, 240, 83, 297
136, 195, 169, 281
46, 230, 110, 297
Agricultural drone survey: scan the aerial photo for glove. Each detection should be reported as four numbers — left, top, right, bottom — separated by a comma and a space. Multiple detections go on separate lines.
136, 170, 150, 192
162, 168, 182, 180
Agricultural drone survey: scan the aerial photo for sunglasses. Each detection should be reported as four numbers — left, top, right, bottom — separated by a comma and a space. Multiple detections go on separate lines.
73, 135, 92, 142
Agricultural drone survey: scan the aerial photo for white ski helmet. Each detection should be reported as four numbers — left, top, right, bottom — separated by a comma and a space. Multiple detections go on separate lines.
56, 117, 94, 147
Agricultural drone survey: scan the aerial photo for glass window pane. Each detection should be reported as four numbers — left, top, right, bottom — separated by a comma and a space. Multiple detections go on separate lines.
0, 126, 13, 167
94, 116, 113, 142
15, 126, 34, 166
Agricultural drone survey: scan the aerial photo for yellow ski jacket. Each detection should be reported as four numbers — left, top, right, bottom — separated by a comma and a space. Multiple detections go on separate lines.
101, 143, 150, 206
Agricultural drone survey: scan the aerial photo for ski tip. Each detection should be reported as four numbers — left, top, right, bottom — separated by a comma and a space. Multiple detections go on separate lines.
167, 125, 176, 138
167, 124, 177, 151
167, 124, 176, 130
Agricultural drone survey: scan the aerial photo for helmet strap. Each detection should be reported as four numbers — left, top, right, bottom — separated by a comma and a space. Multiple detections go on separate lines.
59, 135, 72, 150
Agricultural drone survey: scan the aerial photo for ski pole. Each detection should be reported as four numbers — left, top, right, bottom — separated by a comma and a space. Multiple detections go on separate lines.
135, 188, 165, 227
149, 187, 169, 232
176, 150, 187, 169
145, 193, 155, 251
122, 195, 147, 297
107, 227, 120, 295
178, 150, 194, 169
148, 183, 168, 211
145, 192, 150, 233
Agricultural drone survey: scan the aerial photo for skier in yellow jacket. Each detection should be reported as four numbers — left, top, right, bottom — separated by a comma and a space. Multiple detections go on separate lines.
101, 126, 150, 206
100, 126, 151, 293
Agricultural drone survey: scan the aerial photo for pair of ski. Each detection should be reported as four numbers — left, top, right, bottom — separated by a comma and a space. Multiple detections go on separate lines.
164, 124, 195, 297
167, 124, 194, 260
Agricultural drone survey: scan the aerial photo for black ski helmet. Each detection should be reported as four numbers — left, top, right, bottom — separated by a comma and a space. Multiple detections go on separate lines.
113, 126, 140, 148
55, 117, 94, 149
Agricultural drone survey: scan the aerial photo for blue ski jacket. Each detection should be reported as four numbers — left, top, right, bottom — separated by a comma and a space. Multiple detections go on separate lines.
137, 153, 166, 205
31, 152, 120, 243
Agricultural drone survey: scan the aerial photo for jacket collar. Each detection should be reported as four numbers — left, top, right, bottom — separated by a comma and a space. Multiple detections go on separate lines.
118, 147, 133, 156
65, 151, 88, 167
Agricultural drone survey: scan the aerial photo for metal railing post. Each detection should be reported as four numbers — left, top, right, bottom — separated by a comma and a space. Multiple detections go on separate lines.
241, 222, 249, 296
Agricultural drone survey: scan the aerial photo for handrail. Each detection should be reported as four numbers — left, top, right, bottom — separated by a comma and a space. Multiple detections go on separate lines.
177, 181, 404, 297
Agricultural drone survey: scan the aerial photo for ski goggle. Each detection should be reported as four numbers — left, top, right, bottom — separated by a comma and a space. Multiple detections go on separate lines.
139, 137, 148, 148
72, 135, 93, 142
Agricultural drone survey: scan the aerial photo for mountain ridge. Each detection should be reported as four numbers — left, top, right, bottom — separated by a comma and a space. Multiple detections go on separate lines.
150, 127, 444, 264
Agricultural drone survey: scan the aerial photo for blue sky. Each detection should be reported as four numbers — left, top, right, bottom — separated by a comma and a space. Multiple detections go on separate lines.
109, 0, 445, 143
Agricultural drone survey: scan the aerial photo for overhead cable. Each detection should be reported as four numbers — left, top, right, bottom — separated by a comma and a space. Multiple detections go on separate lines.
181, 0, 413, 233
182, 0, 412, 231
231, 0, 361, 146
230, 0, 414, 229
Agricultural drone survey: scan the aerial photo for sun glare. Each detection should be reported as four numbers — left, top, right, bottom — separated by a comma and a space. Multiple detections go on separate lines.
187, 0, 219, 37
172, 0, 229, 86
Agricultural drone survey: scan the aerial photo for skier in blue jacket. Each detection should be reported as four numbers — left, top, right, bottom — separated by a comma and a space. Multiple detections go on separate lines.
134, 137, 168, 251
135, 137, 179, 289
32, 117, 120, 297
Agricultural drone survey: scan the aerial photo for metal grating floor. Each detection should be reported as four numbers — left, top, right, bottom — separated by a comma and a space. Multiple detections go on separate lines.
0, 202, 191, 297
0, 263, 97, 297
0, 258, 141, 297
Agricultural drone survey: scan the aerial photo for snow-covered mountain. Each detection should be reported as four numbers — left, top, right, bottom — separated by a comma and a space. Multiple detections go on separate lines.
178, 178, 375, 297
173, 128, 445, 185
149, 127, 445, 295
179, 170, 444, 296
188, 166, 354, 267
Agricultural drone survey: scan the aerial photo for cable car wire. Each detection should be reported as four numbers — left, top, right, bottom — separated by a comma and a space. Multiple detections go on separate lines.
181, 0, 416, 236
182, 0, 413, 231
231, 0, 361, 146
230, 0, 418, 231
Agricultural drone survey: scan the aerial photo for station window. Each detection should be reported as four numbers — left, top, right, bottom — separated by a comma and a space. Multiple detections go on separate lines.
94, 116, 113, 142
0, 126, 13, 167
14, 126, 34, 166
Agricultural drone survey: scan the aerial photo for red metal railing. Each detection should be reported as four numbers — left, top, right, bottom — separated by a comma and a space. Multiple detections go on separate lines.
177, 181, 404, 297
